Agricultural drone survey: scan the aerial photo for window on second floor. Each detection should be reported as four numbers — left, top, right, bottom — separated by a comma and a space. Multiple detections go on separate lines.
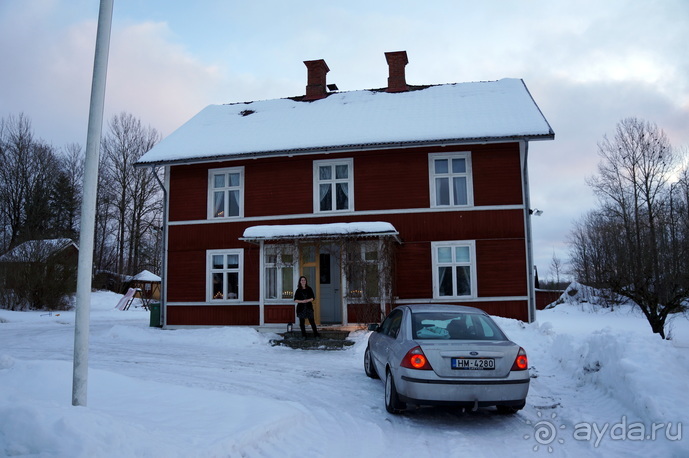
429, 152, 472, 208
314, 159, 354, 213
209, 167, 244, 219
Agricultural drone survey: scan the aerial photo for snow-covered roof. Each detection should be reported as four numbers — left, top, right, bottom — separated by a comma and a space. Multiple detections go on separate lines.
132, 270, 161, 282
0, 239, 77, 263
137, 78, 553, 166
241, 222, 399, 242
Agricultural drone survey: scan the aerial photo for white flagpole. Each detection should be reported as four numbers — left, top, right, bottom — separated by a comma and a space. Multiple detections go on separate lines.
72, 0, 114, 407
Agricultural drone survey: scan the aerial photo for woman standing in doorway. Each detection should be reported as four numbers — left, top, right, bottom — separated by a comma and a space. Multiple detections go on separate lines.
294, 276, 320, 339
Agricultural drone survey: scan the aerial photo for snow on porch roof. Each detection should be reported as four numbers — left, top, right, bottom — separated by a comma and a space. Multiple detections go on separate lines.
136, 78, 554, 166
240, 222, 400, 242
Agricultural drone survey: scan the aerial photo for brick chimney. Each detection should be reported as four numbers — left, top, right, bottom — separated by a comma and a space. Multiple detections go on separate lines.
304, 59, 330, 101
385, 51, 409, 93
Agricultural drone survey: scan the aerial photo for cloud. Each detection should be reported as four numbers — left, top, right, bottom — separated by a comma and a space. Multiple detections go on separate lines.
105, 21, 224, 136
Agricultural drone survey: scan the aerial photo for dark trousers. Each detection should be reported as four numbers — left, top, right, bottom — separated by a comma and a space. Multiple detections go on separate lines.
299, 315, 319, 337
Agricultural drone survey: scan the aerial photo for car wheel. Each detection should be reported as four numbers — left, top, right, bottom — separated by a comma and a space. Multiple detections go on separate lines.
496, 402, 525, 415
385, 369, 406, 414
364, 346, 379, 379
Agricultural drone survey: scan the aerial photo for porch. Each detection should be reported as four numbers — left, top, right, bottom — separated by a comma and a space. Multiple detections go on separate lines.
240, 222, 401, 327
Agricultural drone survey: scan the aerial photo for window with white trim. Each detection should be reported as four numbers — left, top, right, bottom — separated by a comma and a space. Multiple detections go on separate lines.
429, 153, 472, 207
264, 246, 296, 300
431, 241, 476, 298
314, 159, 353, 213
208, 249, 243, 301
209, 167, 244, 218
347, 243, 380, 299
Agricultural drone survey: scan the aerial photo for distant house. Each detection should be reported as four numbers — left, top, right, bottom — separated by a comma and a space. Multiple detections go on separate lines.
0, 238, 79, 309
136, 51, 554, 328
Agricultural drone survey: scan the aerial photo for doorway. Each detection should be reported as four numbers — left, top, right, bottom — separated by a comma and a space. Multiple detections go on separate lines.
299, 244, 342, 325
319, 246, 342, 324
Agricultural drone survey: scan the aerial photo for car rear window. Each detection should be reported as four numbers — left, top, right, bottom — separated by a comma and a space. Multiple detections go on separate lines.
411, 312, 507, 341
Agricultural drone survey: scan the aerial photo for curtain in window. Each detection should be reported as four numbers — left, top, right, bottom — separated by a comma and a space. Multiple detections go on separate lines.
228, 190, 240, 216
335, 183, 348, 210
438, 266, 453, 296
265, 267, 277, 299
456, 266, 471, 296
320, 184, 332, 211
213, 192, 224, 217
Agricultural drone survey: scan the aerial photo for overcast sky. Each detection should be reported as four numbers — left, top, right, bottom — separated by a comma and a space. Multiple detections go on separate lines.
1, 0, 688, 280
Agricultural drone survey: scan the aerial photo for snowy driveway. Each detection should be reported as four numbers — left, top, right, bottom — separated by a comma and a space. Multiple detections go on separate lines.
1, 294, 687, 457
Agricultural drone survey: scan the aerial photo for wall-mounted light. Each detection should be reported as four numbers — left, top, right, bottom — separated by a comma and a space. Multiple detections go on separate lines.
529, 208, 543, 216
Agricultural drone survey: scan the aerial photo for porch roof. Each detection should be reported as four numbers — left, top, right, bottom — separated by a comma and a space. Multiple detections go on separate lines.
240, 222, 400, 243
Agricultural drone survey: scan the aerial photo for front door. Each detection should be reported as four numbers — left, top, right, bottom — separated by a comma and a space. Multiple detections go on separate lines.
300, 245, 319, 323
319, 246, 342, 324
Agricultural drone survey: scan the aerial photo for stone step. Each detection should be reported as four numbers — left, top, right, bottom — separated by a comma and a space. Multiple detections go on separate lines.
270, 331, 355, 350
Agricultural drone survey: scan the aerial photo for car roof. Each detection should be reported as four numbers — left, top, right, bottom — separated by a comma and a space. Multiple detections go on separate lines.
401, 304, 488, 315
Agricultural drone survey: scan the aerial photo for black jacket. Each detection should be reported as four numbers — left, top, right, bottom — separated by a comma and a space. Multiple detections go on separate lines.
294, 286, 315, 315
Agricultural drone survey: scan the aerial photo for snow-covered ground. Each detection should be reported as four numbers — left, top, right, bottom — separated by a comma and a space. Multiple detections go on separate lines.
1, 292, 687, 457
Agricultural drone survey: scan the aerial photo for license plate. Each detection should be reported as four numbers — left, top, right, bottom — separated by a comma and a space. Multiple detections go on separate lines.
451, 358, 495, 370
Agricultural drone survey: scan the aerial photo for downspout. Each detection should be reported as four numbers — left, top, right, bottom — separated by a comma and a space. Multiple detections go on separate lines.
341, 248, 348, 325
152, 165, 168, 328
520, 141, 536, 323
259, 240, 265, 325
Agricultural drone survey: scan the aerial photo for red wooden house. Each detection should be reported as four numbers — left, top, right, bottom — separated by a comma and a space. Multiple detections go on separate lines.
136, 51, 554, 328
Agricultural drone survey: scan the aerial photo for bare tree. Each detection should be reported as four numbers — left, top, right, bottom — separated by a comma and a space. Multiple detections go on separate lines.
549, 250, 563, 285
572, 118, 687, 338
0, 114, 62, 247
100, 113, 161, 279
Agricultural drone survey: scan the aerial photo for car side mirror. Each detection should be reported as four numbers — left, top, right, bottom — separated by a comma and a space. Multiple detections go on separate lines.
367, 323, 379, 332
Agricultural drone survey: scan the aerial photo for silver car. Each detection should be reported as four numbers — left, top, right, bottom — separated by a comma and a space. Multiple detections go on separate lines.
364, 304, 530, 414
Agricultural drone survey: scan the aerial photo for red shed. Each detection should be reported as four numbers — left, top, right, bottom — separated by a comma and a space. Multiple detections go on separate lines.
136, 51, 554, 329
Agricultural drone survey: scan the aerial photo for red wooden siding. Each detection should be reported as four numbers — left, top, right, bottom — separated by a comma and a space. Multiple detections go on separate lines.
168, 164, 209, 221
536, 289, 563, 310
472, 143, 523, 206
245, 156, 314, 217
396, 242, 432, 298
163, 140, 532, 323
476, 239, 528, 297
167, 305, 259, 326
354, 148, 430, 210
265, 304, 295, 323
167, 142, 524, 222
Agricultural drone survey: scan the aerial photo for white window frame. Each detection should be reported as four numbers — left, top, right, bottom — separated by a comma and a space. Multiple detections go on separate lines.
207, 249, 244, 302
347, 242, 381, 299
431, 241, 477, 299
313, 158, 354, 213
208, 166, 245, 219
428, 152, 473, 208
264, 245, 297, 301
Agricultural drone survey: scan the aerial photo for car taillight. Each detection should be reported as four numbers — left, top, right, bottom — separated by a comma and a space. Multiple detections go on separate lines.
511, 347, 528, 371
400, 346, 433, 370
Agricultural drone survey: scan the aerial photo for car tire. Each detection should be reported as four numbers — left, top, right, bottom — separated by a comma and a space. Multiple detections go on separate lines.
364, 346, 379, 379
496, 401, 525, 415
385, 369, 406, 414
